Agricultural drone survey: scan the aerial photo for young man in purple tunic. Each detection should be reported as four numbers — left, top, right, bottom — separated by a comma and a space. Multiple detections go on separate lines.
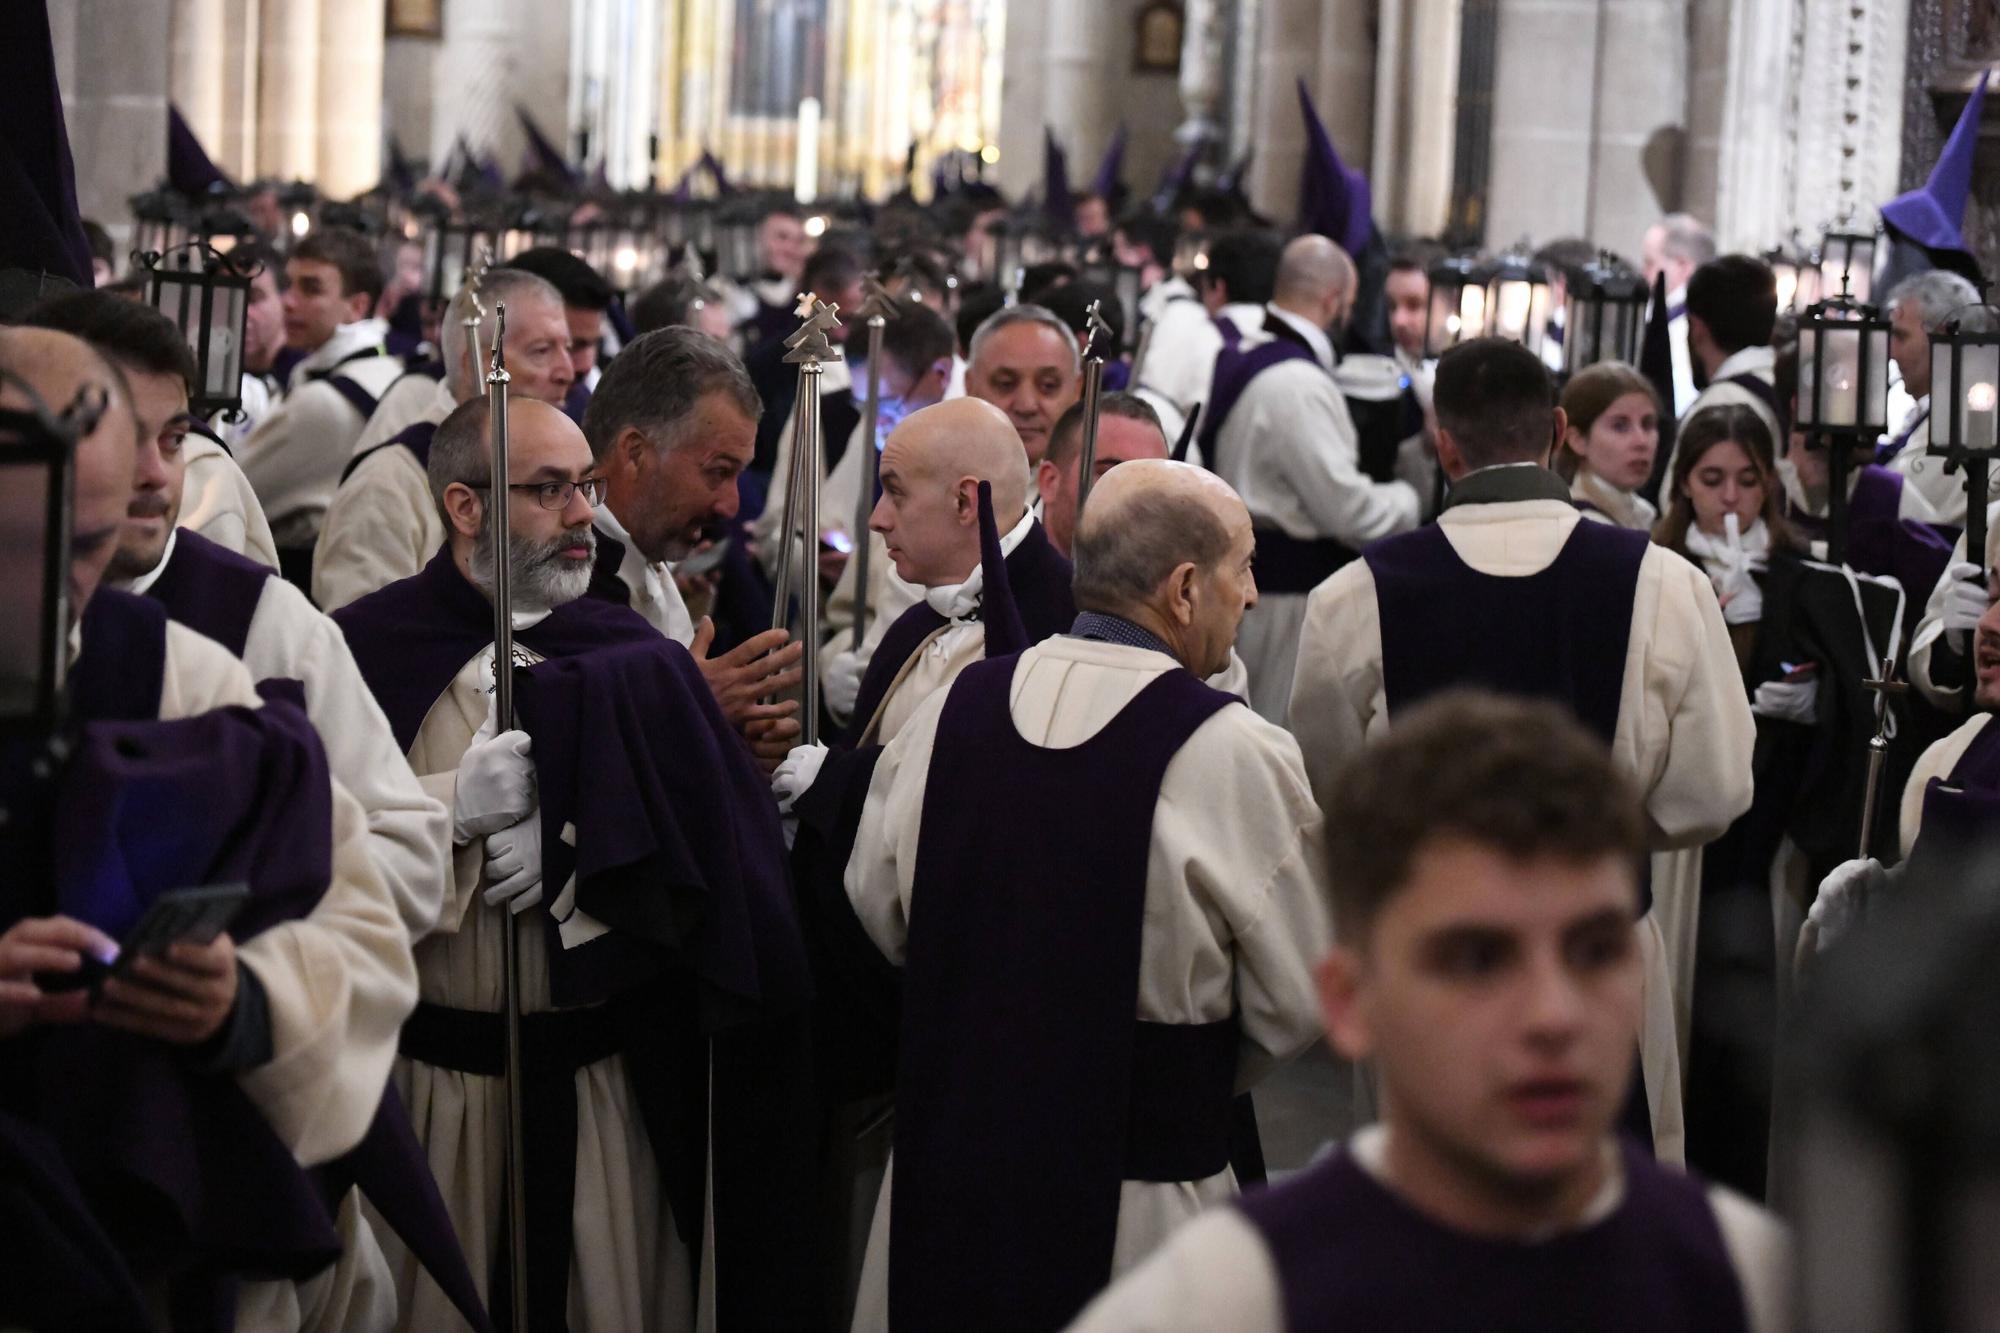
1290, 336, 1757, 1157
842, 459, 1331, 1333
1070, 691, 1789, 1333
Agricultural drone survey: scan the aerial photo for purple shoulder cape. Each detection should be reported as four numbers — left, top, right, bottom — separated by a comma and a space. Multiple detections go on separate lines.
144, 527, 275, 658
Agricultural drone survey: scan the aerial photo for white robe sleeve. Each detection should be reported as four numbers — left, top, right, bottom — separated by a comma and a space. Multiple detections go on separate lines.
1286, 560, 1385, 813
1908, 511, 2000, 713
159, 625, 419, 1164
843, 685, 955, 963
1062, 1209, 1284, 1333
1233, 363, 1420, 547
313, 444, 444, 612
1900, 715, 1990, 856
244, 578, 451, 940
236, 381, 367, 538
1708, 1186, 1792, 1333
1634, 549, 1755, 846
179, 435, 279, 571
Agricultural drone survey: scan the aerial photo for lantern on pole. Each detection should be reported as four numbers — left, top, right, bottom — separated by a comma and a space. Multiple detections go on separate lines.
0, 372, 80, 741
1560, 252, 1647, 374
1796, 277, 1892, 563
424, 216, 494, 309
1423, 254, 1484, 357
1926, 303, 2000, 574
1477, 249, 1554, 355
140, 242, 257, 422
1819, 218, 1881, 307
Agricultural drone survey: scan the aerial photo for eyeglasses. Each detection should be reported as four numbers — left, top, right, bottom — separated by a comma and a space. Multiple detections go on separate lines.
472, 477, 607, 510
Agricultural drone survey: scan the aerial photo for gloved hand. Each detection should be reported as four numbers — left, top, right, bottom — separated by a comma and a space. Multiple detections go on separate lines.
825, 650, 866, 720
1808, 858, 1886, 954
454, 697, 536, 844
1941, 560, 1988, 648
1751, 675, 1818, 725
482, 814, 544, 915
772, 743, 830, 816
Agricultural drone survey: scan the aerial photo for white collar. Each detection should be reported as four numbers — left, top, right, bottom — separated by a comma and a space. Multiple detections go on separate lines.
1265, 303, 1334, 370
290, 317, 389, 386
1219, 301, 1265, 332
120, 526, 179, 597
924, 509, 1036, 620
593, 500, 642, 557
1572, 470, 1657, 529
1684, 516, 1771, 567
1712, 344, 1774, 382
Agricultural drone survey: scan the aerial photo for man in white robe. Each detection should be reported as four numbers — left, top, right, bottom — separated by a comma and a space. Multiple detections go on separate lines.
1070, 694, 1787, 1333
1642, 213, 1717, 418
234, 228, 406, 583
1134, 229, 1283, 443
1203, 234, 1421, 721
1288, 336, 1756, 1159
1676, 255, 1782, 463
843, 460, 1330, 1332
1878, 270, 1988, 523
313, 269, 576, 611
0, 326, 418, 1330
181, 427, 280, 568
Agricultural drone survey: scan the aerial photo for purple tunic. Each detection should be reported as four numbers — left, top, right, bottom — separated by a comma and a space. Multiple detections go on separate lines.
891, 655, 1241, 1333
1238, 1141, 1752, 1332
144, 527, 274, 658
337, 417, 439, 485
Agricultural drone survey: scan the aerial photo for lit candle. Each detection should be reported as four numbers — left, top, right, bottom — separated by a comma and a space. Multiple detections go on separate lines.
795, 97, 821, 204
1968, 380, 1998, 451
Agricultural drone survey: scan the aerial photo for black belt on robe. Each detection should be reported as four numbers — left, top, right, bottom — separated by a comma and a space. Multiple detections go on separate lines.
399, 999, 627, 1333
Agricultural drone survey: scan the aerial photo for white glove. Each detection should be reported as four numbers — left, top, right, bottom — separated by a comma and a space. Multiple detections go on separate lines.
771, 743, 830, 816
482, 814, 544, 915
454, 724, 536, 844
1751, 676, 1818, 725
1714, 564, 1764, 625
825, 650, 866, 721
1941, 559, 1988, 647
1808, 858, 1887, 954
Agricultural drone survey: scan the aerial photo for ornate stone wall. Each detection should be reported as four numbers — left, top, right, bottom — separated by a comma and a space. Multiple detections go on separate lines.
1900, 0, 1999, 281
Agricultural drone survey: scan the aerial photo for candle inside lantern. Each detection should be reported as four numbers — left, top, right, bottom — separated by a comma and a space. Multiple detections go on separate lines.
1969, 380, 1998, 451
795, 97, 821, 205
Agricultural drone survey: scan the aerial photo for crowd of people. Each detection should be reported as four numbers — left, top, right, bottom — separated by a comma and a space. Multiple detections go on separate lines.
6, 144, 1998, 1333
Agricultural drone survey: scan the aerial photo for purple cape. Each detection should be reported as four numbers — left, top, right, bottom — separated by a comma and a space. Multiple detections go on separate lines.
145, 528, 274, 658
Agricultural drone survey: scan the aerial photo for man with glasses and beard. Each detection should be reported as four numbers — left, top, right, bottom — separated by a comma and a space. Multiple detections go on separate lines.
332, 395, 812, 1331
1194, 235, 1422, 721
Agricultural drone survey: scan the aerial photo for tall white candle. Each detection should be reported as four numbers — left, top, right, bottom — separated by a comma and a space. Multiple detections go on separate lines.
795, 97, 821, 204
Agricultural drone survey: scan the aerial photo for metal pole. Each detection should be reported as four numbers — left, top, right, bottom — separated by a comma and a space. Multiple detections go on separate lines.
484, 303, 530, 1333
800, 360, 823, 744
850, 275, 900, 644
1074, 301, 1116, 516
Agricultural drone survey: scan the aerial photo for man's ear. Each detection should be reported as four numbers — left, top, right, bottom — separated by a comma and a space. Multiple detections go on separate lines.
1035, 458, 1059, 504
955, 476, 980, 524
616, 426, 651, 475
1434, 426, 1469, 481
441, 481, 485, 540
1318, 947, 1373, 1063
1167, 560, 1200, 625
344, 289, 373, 324
1548, 405, 1570, 469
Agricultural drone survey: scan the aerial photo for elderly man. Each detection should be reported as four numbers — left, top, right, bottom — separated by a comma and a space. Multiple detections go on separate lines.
235, 228, 407, 587
1199, 234, 1422, 720
583, 327, 807, 767
313, 267, 576, 611
1880, 269, 1986, 522
1642, 213, 1718, 417
964, 303, 1083, 466
333, 395, 808, 1330
842, 459, 1330, 1332
1288, 336, 1756, 1161
0, 327, 418, 1326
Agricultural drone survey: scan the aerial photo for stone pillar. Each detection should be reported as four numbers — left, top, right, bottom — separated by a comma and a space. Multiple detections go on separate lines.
1399, 0, 1461, 237
1243, 0, 1321, 224
316, 0, 384, 197
216, 0, 259, 178
382, 37, 438, 174
1586, 0, 1686, 254
1041, 2, 1118, 190
170, 0, 226, 153
257, 0, 320, 181
431, 0, 513, 173
1177, 0, 1230, 152
54, 0, 172, 232
1484, 0, 1596, 245
996, 0, 1049, 198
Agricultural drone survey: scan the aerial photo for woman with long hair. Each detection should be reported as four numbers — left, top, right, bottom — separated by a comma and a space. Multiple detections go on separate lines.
1557, 362, 1663, 530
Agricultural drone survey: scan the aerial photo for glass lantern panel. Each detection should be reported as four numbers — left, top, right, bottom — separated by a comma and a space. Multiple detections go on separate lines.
1801, 324, 1863, 428
1848, 239, 1877, 305
1861, 325, 1889, 434
1423, 283, 1459, 357
0, 457, 53, 723
1939, 342, 2000, 452
206, 285, 246, 398
1489, 278, 1548, 350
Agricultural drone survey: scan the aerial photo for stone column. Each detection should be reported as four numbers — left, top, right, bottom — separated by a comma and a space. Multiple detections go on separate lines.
170, 0, 226, 153
1041, 2, 1118, 190
1586, 0, 1686, 254
1242, 0, 1321, 223
431, 0, 511, 172
216, 0, 259, 178
316, 0, 385, 197
1177, 0, 1230, 152
257, 0, 320, 181
1399, 0, 1461, 237
995, 0, 1049, 198
53, 0, 171, 232
1483, 0, 1596, 245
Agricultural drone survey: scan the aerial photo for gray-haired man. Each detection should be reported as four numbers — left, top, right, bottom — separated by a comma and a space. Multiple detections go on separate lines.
965, 304, 1083, 466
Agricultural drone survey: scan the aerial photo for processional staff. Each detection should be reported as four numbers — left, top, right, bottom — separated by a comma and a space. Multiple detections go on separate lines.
850, 273, 902, 646
1073, 300, 1118, 517
769, 292, 843, 745
484, 303, 531, 1333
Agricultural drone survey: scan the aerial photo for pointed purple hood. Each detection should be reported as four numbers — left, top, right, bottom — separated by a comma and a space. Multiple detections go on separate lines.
1881, 72, 1989, 266
1297, 79, 1373, 257
977, 481, 1028, 658
1090, 126, 1127, 201
167, 105, 232, 197
1044, 129, 1074, 230
0, 1, 91, 286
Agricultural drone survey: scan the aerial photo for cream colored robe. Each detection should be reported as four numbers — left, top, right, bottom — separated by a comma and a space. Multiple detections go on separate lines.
1209, 306, 1421, 721
378, 637, 691, 1333
1288, 496, 1758, 1156
844, 636, 1334, 1332
312, 377, 459, 612
1064, 1126, 1792, 1333
1899, 712, 1992, 855
182, 431, 279, 570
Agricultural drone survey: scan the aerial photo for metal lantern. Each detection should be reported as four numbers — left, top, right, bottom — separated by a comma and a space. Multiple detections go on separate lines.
0, 372, 77, 739
1477, 249, 1553, 354
1561, 252, 1647, 373
1797, 278, 1892, 562
141, 242, 257, 422
1173, 230, 1210, 281
1423, 254, 1485, 358
1819, 220, 1880, 307
424, 216, 494, 308
1077, 259, 1146, 353
129, 189, 189, 259
1765, 240, 1824, 314
1926, 304, 2000, 567
197, 204, 258, 255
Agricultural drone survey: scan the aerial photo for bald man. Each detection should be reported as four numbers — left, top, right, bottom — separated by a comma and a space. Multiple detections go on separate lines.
840, 460, 1330, 1332
811, 397, 1077, 746
1195, 234, 1421, 721
0, 330, 419, 1328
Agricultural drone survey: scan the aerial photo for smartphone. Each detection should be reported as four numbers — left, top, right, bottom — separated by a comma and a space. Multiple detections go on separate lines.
33, 883, 250, 995
676, 537, 729, 578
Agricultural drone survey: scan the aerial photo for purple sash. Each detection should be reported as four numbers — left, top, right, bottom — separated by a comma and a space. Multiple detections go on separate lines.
1195, 314, 1319, 473
1237, 1141, 1751, 1332
68, 589, 169, 723
144, 528, 273, 658
890, 655, 1239, 1332
1366, 519, 1648, 744
337, 417, 438, 485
